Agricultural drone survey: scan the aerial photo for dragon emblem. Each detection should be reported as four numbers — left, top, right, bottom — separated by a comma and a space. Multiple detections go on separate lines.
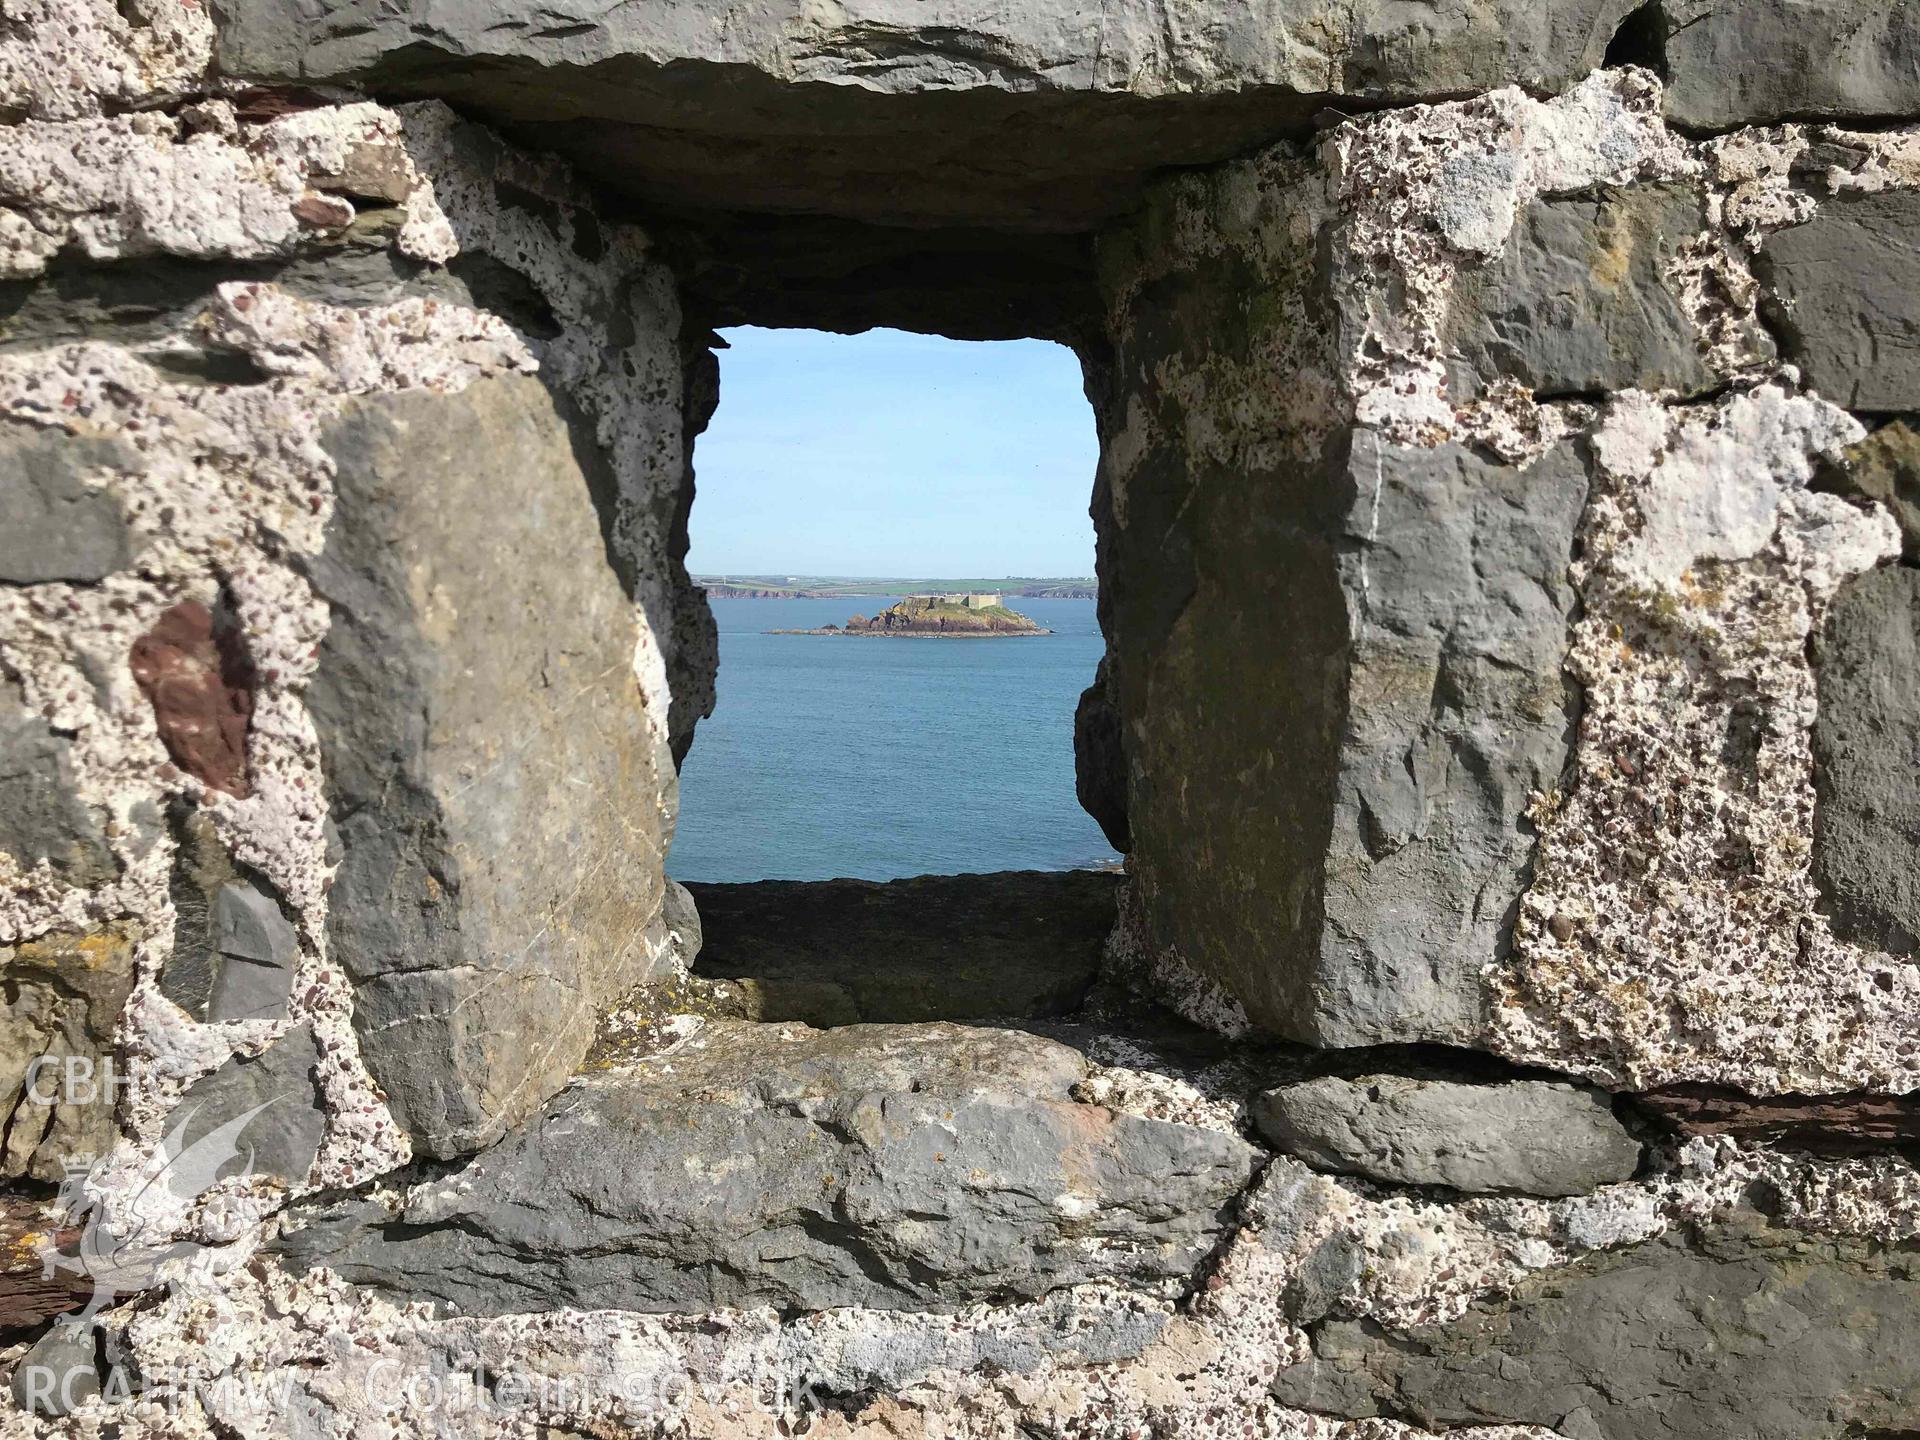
41, 1096, 285, 1325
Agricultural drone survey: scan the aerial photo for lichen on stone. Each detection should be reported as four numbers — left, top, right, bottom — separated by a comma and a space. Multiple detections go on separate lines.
1326, 68, 1690, 450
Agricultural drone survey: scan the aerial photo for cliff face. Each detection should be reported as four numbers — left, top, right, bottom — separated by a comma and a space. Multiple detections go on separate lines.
845, 597, 1047, 634
6, 4, 1920, 1436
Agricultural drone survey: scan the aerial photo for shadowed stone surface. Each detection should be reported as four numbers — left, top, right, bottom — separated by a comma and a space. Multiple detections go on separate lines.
1094, 161, 1347, 1048
1759, 190, 1920, 414
0, 678, 113, 887
306, 375, 672, 1159
660, 878, 703, 968
1445, 185, 1718, 400
1662, 0, 1920, 131
159, 803, 236, 1020
1251, 1075, 1640, 1196
1271, 1222, 1920, 1439
658, 216, 1103, 341
688, 870, 1120, 1026
1637, 1085, 1920, 1156
0, 422, 135, 584
0, 926, 138, 1181
282, 1021, 1261, 1315
1812, 565, 1920, 956
1074, 657, 1130, 853
210, 0, 1644, 237
176, 1023, 327, 1188
160, 802, 298, 1023
1816, 421, 1920, 563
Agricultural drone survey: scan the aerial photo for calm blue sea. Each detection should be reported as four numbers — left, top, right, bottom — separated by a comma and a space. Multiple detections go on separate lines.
667, 597, 1122, 882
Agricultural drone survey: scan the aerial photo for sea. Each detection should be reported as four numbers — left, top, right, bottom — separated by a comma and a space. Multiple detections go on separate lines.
666, 597, 1123, 883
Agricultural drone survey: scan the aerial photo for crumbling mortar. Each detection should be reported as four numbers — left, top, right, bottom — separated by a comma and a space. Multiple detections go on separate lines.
0, 0, 214, 123
1491, 381, 1909, 1093
1324, 68, 1691, 455
1684, 120, 1920, 377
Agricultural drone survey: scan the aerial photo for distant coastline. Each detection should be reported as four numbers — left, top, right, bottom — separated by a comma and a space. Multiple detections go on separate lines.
770, 630, 1052, 637
699, 574, 1096, 601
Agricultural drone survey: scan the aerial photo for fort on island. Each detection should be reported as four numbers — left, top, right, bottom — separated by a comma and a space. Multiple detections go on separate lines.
930, 592, 1002, 609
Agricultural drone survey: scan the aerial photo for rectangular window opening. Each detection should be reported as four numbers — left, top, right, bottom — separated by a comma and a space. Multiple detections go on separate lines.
668, 325, 1117, 888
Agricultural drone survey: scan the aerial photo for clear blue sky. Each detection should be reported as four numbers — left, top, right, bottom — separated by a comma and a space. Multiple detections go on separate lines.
685, 327, 1099, 577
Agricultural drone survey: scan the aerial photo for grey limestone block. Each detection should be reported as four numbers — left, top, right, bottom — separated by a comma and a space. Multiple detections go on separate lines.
1251, 1074, 1641, 1196
281, 1020, 1262, 1315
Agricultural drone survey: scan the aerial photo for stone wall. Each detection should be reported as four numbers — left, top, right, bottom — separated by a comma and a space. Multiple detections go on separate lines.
0, 0, 709, 1306
1096, 68, 1919, 1090
3, 2, 1920, 1437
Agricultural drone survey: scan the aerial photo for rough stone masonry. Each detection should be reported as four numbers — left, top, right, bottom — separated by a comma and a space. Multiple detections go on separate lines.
2, 1, 1920, 1437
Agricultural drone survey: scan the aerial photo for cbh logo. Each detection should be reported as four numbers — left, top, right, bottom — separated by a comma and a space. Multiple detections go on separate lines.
23, 1054, 142, 1107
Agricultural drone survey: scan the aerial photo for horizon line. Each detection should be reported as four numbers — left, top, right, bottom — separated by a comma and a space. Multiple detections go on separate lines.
693, 573, 1098, 581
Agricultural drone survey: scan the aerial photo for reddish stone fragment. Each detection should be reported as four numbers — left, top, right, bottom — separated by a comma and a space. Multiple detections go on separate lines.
291, 194, 354, 228
0, 1196, 90, 1333
129, 600, 254, 798
228, 86, 336, 123
1636, 1085, 1920, 1156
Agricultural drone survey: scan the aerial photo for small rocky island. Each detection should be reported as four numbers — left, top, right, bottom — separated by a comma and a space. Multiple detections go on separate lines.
774, 593, 1050, 636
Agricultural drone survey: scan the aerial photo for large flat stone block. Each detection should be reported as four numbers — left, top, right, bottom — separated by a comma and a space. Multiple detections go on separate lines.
1317, 435, 1586, 1045
282, 1021, 1261, 1314
208, 0, 1641, 232
1445, 185, 1717, 400
1760, 190, 1920, 414
1272, 1222, 1920, 1439
1120, 431, 1585, 1046
1663, 0, 1920, 131
307, 374, 673, 1159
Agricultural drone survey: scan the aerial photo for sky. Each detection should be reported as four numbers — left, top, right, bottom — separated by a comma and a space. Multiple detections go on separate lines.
685, 327, 1099, 578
